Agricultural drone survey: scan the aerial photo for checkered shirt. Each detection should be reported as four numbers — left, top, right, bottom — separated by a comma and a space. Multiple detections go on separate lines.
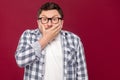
15, 28, 88, 80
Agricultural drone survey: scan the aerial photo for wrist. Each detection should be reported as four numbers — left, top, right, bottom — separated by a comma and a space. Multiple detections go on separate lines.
39, 37, 49, 49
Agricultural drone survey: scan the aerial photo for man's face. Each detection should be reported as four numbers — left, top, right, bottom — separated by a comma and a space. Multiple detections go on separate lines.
37, 10, 63, 30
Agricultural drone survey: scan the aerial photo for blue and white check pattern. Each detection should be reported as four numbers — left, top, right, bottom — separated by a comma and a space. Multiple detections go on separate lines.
15, 28, 88, 80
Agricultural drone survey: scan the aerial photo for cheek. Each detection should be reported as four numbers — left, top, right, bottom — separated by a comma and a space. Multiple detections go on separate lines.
61, 20, 64, 26
38, 22, 41, 29
58, 21, 63, 27
37, 22, 43, 31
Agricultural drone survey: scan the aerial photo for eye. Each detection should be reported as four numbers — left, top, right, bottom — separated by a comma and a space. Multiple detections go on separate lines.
52, 17, 58, 21
42, 17, 47, 21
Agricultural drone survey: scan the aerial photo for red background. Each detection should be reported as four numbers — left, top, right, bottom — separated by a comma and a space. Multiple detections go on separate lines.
0, 0, 120, 80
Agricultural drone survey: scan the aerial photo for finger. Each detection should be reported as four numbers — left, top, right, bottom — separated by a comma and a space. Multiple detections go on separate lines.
46, 24, 62, 34
54, 25, 62, 34
51, 24, 61, 32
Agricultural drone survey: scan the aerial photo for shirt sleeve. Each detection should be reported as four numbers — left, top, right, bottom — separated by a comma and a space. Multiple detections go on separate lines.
76, 38, 88, 80
15, 30, 44, 68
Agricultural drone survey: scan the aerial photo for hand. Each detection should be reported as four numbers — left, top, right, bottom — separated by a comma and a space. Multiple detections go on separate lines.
39, 24, 62, 49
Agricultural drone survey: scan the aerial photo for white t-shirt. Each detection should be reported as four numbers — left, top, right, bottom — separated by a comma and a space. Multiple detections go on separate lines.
44, 34, 63, 80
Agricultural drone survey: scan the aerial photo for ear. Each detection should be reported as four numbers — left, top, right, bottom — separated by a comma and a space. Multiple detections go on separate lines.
37, 20, 39, 26
61, 20, 64, 28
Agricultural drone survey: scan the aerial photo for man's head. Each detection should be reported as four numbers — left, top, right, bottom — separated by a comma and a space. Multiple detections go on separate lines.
37, 2, 64, 19
37, 2, 64, 30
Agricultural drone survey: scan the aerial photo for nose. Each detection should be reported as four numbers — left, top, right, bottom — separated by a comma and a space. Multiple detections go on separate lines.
47, 19, 52, 25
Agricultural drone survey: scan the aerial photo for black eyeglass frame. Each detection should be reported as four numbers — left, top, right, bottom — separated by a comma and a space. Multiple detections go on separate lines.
38, 17, 63, 24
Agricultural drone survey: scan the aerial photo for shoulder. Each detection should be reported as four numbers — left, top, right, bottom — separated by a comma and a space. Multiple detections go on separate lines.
61, 30, 84, 50
21, 28, 40, 36
61, 30, 81, 40
23, 28, 39, 34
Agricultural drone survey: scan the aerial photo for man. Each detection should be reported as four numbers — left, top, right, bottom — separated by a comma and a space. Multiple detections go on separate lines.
15, 2, 88, 80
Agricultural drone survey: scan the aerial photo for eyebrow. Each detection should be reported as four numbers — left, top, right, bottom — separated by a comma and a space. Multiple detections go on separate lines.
40, 15, 61, 18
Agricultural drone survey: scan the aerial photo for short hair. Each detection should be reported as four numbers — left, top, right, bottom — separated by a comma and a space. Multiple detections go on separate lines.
37, 2, 64, 19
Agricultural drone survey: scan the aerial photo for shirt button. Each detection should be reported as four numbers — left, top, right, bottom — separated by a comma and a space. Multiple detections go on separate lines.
42, 74, 44, 77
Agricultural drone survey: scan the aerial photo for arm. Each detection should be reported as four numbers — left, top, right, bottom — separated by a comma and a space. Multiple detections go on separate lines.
76, 39, 88, 80
15, 22, 62, 67
15, 30, 43, 68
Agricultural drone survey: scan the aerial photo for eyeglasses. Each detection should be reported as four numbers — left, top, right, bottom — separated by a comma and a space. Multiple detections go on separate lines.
38, 17, 62, 24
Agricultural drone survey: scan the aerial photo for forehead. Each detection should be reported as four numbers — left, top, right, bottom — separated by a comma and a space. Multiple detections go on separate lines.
39, 10, 60, 17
